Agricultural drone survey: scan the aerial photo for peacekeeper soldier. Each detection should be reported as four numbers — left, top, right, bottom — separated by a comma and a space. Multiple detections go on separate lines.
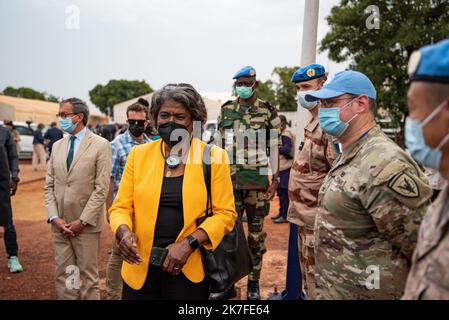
402, 38, 449, 300
287, 63, 338, 299
305, 70, 432, 300
213, 66, 281, 300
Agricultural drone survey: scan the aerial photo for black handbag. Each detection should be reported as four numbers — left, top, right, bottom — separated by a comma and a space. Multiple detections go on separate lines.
196, 144, 253, 293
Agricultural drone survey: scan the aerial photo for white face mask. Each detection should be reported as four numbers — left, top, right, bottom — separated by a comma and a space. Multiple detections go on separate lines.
297, 90, 318, 110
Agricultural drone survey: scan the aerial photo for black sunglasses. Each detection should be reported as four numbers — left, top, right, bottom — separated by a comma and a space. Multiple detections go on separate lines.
128, 119, 146, 126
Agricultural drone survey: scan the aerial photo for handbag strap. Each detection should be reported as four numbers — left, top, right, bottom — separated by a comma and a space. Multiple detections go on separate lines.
203, 144, 213, 218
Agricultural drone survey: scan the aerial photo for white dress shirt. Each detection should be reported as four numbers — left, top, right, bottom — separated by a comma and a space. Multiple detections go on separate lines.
67, 127, 87, 157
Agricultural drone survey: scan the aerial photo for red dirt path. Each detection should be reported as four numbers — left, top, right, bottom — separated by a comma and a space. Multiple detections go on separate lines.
0, 179, 289, 300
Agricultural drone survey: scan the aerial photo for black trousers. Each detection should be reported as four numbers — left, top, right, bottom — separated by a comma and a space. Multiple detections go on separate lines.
278, 188, 289, 219
122, 265, 209, 300
3, 213, 18, 258
0, 147, 18, 258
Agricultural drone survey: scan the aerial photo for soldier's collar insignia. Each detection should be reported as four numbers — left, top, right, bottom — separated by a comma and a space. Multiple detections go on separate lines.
388, 173, 419, 198
307, 68, 316, 77
408, 50, 421, 77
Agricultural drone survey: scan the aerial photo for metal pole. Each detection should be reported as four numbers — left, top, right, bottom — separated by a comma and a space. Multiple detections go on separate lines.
295, 0, 320, 150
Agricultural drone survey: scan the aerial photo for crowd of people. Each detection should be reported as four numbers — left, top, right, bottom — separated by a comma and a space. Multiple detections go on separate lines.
0, 38, 448, 300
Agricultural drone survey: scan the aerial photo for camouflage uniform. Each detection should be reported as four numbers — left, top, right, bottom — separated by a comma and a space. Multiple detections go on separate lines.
315, 126, 432, 300
402, 183, 449, 299
287, 118, 337, 299
216, 98, 281, 281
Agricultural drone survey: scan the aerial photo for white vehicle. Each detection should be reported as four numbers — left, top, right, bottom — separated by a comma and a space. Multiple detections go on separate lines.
1, 121, 35, 160
202, 120, 217, 143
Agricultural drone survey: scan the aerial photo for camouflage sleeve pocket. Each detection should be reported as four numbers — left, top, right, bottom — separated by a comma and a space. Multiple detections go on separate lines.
372, 159, 432, 209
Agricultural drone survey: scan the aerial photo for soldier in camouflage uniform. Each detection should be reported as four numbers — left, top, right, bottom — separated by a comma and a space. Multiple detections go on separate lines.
287, 64, 337, 299
305, 70, 432, 299
212, 66, 281, 300
402, 39, 449, 300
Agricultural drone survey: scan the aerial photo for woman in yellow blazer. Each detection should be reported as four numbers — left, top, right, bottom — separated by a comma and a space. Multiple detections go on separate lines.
109, 83, 237, 300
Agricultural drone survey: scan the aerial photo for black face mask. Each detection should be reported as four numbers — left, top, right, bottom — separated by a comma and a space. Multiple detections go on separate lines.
158, 121, 189, 148
129, 125, 145, 138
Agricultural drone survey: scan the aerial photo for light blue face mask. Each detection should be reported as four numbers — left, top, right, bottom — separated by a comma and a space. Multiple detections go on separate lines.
297, 91, 318, 110
318, 99, 358, 137
405, 102, 449, 170
235, 85, 254, 99
59, 117, 77, 133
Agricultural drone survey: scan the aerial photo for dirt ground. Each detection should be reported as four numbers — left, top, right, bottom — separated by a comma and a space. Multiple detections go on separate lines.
0, 172, 290, 300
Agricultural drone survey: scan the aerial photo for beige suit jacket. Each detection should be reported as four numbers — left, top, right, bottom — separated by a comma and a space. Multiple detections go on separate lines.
44, 129, 111, 233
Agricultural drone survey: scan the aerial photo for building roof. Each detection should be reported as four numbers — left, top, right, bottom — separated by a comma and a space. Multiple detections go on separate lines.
0, 95, 108, 125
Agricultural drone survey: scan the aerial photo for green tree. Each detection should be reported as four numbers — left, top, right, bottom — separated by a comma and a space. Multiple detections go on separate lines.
2, 86, 60, 102
257, 66, 299, 111
257, 79, 276, 105
271, 66, 299, 112
89, 79, 153, 117
320, 0, 449, 131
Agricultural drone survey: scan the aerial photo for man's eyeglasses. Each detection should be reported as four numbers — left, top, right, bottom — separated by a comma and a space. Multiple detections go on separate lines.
127, 119, 146, 126
56, 112, 78, 119
320, 97, 357, 108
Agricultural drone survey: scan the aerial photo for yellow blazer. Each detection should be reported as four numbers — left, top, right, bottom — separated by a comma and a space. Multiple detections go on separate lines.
109, 138, 237, 290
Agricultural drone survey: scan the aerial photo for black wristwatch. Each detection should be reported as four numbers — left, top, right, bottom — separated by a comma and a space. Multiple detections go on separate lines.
186, 235, 200, 250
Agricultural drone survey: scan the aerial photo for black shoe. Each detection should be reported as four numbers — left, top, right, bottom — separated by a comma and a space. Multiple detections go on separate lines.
209, 285, 237, 300
273, 216, 288, 224
247, 280, 260, 300
271, 214, 281, 220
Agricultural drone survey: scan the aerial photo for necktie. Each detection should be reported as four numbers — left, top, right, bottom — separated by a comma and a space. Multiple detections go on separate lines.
67, 136, 76, 170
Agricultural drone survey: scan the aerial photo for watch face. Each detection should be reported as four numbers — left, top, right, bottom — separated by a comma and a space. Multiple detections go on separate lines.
188, 236, 200, 249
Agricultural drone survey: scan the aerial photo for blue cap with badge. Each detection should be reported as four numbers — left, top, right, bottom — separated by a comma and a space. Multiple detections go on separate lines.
291, 64, 326, 83
408, 38, 449, 83
305, 70, 377, 102
233, 66, 256, 79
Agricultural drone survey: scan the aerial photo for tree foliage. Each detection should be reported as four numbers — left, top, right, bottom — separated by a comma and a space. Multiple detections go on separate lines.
89, 79, 153, 117
2, 86, 60, 102
258, 66, 299, 112
320, 0, 449, 128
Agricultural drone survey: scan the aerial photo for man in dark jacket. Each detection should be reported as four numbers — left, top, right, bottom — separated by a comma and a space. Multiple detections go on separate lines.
44, 122, 64, 156
0, 145, 10, 237
0, 126, 22, 273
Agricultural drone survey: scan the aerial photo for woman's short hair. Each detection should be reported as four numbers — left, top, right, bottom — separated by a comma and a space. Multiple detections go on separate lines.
150, 83, 207, 126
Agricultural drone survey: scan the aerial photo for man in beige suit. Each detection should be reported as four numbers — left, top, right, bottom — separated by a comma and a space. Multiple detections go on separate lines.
44, 98, 111, 300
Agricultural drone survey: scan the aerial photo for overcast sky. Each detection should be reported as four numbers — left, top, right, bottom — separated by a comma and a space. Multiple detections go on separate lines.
0, 0, 348, 110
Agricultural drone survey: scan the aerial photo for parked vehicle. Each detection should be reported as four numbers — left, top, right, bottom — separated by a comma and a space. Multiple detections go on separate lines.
0, 121, 35, 160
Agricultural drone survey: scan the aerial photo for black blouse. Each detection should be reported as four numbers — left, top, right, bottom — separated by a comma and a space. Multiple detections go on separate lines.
153, 175, 184, 248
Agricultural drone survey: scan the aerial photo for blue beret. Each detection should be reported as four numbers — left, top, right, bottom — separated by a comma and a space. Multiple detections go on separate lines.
291, 64, 326, 83
233, 66, 256, 79
408, 38, 449, 83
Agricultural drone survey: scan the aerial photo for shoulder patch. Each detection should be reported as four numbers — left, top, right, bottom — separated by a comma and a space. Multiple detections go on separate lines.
388, 172, 419, 198
221, 100, 235, 108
